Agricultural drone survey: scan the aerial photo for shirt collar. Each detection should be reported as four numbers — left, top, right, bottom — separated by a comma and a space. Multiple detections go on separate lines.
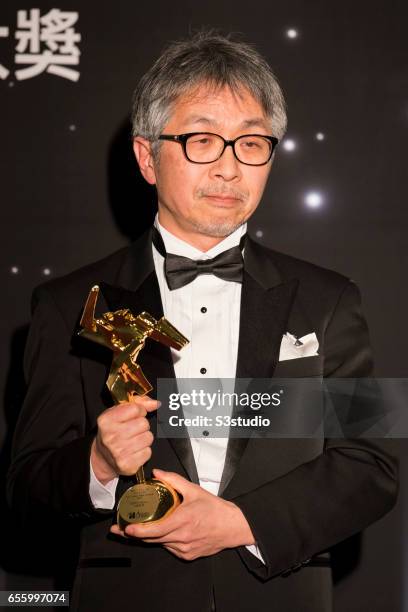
153, 213, 247, 260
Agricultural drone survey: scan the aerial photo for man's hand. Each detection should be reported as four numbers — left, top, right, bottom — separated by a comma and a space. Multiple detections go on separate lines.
110, 468, 256, 560
91, 396, 160, 484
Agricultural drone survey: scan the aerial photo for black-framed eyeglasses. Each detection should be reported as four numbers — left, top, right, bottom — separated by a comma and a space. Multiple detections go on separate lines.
158, 132, 279, 166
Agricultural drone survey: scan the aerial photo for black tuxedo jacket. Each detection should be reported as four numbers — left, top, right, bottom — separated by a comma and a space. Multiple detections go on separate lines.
7, 229, 398, 612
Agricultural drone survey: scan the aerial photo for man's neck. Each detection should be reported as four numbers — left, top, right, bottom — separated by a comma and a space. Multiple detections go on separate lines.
156, 215, 238, 253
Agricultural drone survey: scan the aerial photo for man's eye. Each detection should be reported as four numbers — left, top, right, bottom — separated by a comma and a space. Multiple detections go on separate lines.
242, 140, 260, 148
190, 137, 211, 145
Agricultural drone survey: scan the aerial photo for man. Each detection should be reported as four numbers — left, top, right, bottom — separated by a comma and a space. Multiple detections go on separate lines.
7, 32, 397, 612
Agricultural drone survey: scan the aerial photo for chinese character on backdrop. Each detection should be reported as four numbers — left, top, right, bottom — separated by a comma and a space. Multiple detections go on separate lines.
14, 8, 81, 81
0, 26, 10, 79
0, 9, 81, 82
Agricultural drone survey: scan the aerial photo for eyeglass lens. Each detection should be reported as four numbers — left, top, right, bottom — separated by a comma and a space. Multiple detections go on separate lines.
185, 133, 272, 164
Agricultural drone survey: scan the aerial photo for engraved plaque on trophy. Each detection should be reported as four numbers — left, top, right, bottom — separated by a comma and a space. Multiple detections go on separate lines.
78, 285, 189, 529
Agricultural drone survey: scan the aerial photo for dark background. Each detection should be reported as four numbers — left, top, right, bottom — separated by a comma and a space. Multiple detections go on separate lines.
1, 1, 407, 610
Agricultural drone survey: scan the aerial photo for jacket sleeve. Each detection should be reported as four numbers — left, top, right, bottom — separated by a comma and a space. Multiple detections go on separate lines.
6, 285, 112, 524
232, 281, 399, 580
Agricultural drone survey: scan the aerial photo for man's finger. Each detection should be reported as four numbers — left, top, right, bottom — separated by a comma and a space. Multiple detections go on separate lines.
163, 544, 187, 559
108, 402, 147, 421
110, 524, 130, 538
139, 535, 182, 544
153, 468, 197, 498
144, 398, 162, 412
124, 512, 183, 539
112, 398, 160, 422
119, 418, 152, 441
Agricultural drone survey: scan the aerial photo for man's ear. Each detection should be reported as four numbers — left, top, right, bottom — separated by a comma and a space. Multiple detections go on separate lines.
133, 137, 157, 185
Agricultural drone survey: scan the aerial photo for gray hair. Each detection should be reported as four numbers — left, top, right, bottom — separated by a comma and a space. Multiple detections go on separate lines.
131, 31, 287, 154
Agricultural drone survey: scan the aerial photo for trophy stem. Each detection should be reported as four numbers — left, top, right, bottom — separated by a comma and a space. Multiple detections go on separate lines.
136, 466, 146, 484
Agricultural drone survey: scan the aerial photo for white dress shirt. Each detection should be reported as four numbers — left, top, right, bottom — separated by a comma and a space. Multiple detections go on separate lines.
89, 214, 264, 563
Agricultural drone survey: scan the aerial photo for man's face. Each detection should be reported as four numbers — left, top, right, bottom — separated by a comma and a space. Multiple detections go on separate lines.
134, 83, 274, 247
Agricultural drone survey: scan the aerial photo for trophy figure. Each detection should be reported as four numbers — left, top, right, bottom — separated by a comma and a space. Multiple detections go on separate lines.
78, 285, 189, 529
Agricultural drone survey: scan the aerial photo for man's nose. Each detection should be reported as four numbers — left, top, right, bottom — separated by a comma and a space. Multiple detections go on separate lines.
210, 144, 241, 181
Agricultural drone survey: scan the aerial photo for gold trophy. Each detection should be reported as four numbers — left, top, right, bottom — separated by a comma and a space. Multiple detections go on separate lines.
78, 285, 189, 529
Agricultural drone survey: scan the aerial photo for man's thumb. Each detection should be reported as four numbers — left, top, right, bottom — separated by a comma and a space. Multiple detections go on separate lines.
153, 468, 192, 496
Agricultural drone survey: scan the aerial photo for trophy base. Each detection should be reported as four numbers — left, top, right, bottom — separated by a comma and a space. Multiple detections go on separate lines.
117, 478, 180, 530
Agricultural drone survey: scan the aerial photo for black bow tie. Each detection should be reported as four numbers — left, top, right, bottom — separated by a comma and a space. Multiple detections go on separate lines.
152, 226, 246, 291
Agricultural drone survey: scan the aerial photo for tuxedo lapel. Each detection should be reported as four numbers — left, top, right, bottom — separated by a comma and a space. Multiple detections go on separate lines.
235, 275, 299, 380
219, 237, 299, 496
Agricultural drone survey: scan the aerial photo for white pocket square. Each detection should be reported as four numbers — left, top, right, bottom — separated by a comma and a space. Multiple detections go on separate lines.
279, 332, 319, 361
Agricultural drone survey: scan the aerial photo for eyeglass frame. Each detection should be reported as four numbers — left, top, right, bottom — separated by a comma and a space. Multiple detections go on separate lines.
157, 132, 279, 166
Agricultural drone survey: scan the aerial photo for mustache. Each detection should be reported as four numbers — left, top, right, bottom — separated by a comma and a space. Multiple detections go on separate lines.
196, 186, 249, 201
